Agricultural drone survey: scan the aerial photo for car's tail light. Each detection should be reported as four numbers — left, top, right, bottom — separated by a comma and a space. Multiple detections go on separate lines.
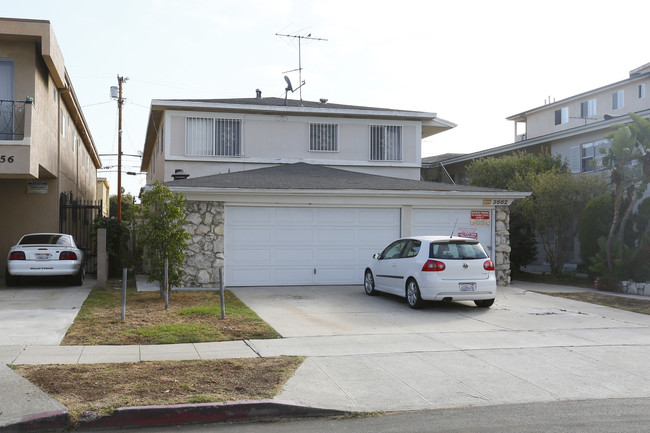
484, 259, 495, 271
9, 251, 25, 260
59, 251, 78, 260
422, 260, 446, 272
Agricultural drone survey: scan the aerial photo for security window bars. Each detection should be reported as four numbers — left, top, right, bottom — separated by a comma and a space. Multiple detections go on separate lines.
370, 125, 402, 161
186, 117, 242, 156
310, 123, 338, 151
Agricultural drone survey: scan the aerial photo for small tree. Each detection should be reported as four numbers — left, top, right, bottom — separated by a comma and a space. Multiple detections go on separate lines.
518, 171, 606, 274
601, 114, 650, 271
466, 151, 566, 270
138, 181, 189, 294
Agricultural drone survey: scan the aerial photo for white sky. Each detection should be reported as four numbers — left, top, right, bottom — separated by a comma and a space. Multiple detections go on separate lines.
3, 0, 650, 196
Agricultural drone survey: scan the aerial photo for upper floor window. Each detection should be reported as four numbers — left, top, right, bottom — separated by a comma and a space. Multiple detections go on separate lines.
639, 83, 646, 99
580, 99, 597, 118
554, 107, 568, 125
570, 139, 611, 173
612, 90, 624, 110
370, 125, 402, 161
186, 117, 242, 157
309, 123, 338, 152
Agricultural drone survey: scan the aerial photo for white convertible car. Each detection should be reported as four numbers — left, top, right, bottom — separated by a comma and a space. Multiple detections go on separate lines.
5, 233, 85, 286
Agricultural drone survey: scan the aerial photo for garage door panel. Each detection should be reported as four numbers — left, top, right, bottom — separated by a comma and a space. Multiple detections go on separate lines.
317, 228, 355, 244
234, 208, 274, 224
316, 248, 355, 263
315, 267, 357, 284
276, 208, 314, 223
230, 248, 272, 262
275, 248, 314, 264
229, 269, 271, 285
316, 208, 355, 224
358, 209, 400, 225
358, 228, 398, 244
229, 228, 272, 243
275, 268, 314, 284
274, 229, 314, 244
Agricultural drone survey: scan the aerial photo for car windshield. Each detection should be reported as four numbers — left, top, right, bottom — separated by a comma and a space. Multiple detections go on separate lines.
19, 234, 70, 246
430, 241, 488, 260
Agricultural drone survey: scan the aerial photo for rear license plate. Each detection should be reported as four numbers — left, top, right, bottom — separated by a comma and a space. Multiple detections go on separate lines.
459, 282, 476, 292
35, 253, 50, 261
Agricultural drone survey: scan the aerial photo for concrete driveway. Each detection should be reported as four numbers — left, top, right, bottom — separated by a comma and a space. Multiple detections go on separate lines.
232, 283, 650, 412
0, 277, 92, 345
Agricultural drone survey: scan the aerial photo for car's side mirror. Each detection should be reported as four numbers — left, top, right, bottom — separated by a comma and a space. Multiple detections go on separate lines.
373, 253, 381, 259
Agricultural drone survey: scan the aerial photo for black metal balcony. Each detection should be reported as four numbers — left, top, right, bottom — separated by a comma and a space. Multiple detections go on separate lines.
0, 100, 26, 140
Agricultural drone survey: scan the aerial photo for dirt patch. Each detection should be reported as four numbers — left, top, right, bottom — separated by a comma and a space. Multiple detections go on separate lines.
539, 292, 650, 315
13, 357, 303, 425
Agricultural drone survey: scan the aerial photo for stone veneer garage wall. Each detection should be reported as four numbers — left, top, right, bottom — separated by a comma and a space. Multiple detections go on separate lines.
182, 201, 225, 287
180, 201, 513, 288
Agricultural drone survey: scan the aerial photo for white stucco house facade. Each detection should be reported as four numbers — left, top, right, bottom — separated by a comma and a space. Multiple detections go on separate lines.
140, 96, 528, 288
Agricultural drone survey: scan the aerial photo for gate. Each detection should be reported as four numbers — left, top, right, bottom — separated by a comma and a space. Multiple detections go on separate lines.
59, 192, 103, 274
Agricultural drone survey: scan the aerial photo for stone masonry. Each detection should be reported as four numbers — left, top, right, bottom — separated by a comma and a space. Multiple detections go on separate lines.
494, 205, 511, 286
181, 201, 225, 288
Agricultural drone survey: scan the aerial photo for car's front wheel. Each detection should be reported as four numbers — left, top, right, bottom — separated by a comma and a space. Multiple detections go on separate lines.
364, 270, 376, 295
406, 279, 424, 309
5, 268, 19, 287
474, 299, 495, 308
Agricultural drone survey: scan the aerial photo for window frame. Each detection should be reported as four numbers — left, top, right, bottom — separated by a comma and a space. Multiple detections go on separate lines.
612, 90, 624, 110
185, 116, 243, 157
639, 83, 646, 99
554, 107, 569, 125
580, 99, 597, 118
369, 124, 402, 161
309, 123, 339, 152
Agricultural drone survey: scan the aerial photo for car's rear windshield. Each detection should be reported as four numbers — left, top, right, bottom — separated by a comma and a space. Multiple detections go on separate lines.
19, 235, 70, 246
429, 241, 488, 260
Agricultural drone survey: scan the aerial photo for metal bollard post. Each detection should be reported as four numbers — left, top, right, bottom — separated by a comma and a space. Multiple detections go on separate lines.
219, 268, 225, 319
164, 259, 169, 310
121, 267, 127, 321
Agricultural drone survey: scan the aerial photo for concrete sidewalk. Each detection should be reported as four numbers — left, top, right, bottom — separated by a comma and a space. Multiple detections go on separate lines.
2, 281, 650, 430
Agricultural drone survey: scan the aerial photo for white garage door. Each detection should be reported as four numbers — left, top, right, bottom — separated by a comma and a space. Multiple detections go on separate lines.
225, 206, 401, 286
412, 209, 494, 257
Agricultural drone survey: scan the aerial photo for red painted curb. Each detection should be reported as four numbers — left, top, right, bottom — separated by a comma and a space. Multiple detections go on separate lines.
77, 400, 346, 430
0, 409, 69, 433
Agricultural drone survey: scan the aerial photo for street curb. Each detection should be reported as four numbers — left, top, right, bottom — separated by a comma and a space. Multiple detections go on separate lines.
76, 400, 347, 430
0, 409, 69, 433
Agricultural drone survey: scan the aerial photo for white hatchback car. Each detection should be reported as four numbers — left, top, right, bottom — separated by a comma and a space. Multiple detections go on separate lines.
5, 233, 85, 286
364, 236, 496, 309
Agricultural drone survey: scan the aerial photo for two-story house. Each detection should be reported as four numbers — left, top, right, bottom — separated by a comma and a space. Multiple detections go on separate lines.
140, 95, 528, 288
0, 18, 102, 277
425, 62, 650, 268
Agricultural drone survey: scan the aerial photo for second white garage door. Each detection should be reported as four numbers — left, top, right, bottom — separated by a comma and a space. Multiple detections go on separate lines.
225, 206, 400, 286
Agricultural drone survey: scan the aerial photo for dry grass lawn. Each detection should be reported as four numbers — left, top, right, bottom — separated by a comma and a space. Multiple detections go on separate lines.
62, 288, 280, 345
539, 291, 650, 315
13, 357, 303, 425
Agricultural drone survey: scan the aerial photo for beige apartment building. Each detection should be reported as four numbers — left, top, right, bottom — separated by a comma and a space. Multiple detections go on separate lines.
0, 18, 101, 276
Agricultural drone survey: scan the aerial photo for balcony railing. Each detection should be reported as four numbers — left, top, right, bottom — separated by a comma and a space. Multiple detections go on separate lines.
0, 100, 26, 140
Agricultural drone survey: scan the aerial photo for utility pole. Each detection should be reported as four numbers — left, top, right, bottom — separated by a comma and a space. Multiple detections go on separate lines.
112, 75, 128, 221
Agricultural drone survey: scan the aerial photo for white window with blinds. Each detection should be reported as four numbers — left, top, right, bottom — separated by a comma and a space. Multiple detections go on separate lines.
310, 123, 338, 152
186, 117, 242, 157
370, 125, 402, 161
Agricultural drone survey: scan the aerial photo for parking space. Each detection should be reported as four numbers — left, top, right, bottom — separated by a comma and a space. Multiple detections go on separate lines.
0, 278, 92, 345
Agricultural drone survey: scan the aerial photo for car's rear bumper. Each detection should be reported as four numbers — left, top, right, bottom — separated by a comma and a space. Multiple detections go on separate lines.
418, 275, 497, 301
7, 261, 81, 276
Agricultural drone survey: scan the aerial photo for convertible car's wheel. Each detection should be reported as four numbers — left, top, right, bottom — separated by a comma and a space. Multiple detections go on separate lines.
474, 299, 495, 308
406, 279, 424, 309
5, 268, 19, 287
364, 270, 376, 295
72, 266, 85, 286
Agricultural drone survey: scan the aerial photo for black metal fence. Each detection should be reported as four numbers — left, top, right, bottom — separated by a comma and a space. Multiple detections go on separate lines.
0, 100, 26, 140
59, 193, 103, 274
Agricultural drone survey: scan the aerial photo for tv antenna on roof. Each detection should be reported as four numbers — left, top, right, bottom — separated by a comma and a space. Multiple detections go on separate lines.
276, 31, 327, 103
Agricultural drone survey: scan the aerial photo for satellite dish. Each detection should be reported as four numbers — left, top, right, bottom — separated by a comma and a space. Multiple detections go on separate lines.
284, 76, 294, 92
